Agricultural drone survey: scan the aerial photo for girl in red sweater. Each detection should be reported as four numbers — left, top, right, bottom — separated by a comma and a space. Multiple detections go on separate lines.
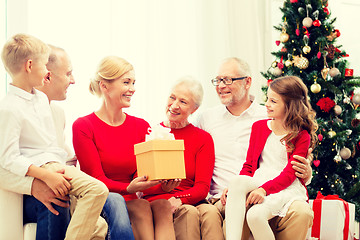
223, 76, 318, 240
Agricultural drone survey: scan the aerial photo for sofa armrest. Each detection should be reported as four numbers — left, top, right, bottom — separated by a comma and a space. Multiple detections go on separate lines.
0, 189, 24, 239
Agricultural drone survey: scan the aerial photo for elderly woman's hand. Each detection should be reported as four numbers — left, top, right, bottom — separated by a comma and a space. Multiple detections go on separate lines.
161, 179, 181, 192
168, 197, 182, 213
292, 148, 313, 184
127, 176, 161, 193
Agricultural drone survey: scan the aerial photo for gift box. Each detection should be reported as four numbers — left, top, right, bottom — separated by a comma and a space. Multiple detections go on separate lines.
134, 139, 186, 180
306, 192, 355, 240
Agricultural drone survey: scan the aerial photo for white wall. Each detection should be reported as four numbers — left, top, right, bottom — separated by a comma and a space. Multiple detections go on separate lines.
0, 0, 7, 100
21, 0, 273, 147
331, 0, 360, 74
1, 0, 360, 148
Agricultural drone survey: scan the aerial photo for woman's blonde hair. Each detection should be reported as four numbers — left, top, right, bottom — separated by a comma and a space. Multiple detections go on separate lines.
269, 76, 318, 151
89, 56, 133, 97
1, 33, 50, 75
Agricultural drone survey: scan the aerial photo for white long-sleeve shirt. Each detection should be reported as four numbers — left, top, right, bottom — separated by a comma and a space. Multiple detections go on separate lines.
196, 96, 267, 199
0, 85, 67, 181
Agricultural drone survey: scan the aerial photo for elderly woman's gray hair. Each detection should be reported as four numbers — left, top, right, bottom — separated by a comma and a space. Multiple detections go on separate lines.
171, 76, 204, 108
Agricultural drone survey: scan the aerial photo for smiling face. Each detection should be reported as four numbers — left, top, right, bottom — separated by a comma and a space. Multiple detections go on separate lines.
265, 87, 286, 121
166, 83, 198, 126
47, 51, 75, 101
104, 70, 135, 108
29, 54, 51, 89
216, 59, 250, 107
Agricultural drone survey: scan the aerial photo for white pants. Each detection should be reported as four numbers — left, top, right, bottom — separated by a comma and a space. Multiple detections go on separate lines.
225, 175, 275, 240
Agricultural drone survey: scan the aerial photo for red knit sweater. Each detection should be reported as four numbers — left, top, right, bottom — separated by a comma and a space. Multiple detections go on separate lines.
72, 113, 150, 201
142, 123, 215, 205
240, 119, 310, 195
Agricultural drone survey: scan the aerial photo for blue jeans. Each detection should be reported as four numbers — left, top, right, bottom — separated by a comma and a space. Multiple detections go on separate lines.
102, 192, 135, 240
23, 195, 70, 240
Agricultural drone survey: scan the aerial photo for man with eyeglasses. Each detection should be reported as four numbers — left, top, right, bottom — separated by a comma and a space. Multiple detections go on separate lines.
195, 57, 313, 240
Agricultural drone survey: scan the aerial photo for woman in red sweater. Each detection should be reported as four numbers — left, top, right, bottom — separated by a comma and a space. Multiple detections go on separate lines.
141, 77, 217, 240
223, 76, 318, 240
72, 56, 176, 240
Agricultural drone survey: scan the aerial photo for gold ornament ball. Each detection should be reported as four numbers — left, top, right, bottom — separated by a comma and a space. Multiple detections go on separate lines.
340, 147, 351, 160
333, 105, 342, 115
321, 67, 330, 80
285, 60, 292, 67
352, 94, 360, 105
302, 45, 311, 54
271, 61, 277, 68
272, 67, 282, 76
310, 83, 321, 93
296, 56, 309, 69
329, 68, 341, 77
302, 17, 313, 28
328, 130, 336, 138
280, 32, 289, 43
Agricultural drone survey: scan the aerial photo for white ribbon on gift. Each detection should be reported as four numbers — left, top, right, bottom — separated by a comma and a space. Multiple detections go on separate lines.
145, 124, 175, 141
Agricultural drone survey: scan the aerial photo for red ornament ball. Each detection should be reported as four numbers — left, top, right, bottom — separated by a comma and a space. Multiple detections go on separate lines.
278, 62, 284, 69
290, 0, 298, 2
318, 134, 323, 141
313, 20, 321, 27
335, 29, 341, 37
323, 7, 329, 15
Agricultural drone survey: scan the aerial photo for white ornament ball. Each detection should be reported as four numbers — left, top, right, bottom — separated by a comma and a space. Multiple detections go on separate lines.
333, 105, 342, 115
272, 67, 282, 76
302, 17, 313, 28
329, 68, 341, 77
310, 83, 321, 93
340, 147, 351, 160
352, 94, 360, 105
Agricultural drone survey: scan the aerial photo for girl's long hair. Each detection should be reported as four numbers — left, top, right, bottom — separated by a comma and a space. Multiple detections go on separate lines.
269, 76, 318, 152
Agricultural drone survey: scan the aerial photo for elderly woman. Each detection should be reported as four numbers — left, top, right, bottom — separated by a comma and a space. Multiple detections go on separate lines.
72, 56, 176, 240
142, 77, 216, 240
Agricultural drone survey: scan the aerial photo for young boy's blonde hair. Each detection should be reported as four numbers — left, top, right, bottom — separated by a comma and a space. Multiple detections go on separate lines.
1, 33, 50, 76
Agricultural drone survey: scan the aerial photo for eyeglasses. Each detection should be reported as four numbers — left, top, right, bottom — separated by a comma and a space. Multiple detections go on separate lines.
211, 76, 248, 86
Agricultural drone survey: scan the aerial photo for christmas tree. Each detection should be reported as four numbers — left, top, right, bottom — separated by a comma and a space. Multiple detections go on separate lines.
262, 0, 360, 220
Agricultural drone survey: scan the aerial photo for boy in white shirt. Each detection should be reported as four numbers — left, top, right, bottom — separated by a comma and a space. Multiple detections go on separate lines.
0, 33, 108, 240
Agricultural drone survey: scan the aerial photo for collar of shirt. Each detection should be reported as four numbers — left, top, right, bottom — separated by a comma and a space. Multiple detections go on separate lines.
222, 95, 264, 119
8, 84, 37, 101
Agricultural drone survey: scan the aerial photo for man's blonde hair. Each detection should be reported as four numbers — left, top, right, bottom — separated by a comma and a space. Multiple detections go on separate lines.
1, 33, 50, 75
